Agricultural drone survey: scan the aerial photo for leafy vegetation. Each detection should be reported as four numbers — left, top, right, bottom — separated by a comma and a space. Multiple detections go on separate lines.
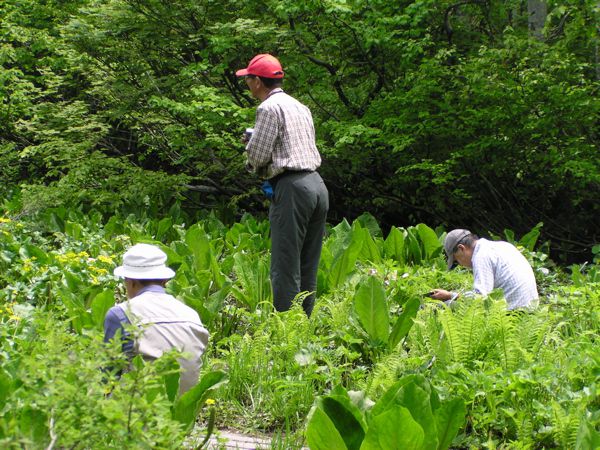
1, 0, 599, 446
0, 203, 598, 448
1, 0, 599, 260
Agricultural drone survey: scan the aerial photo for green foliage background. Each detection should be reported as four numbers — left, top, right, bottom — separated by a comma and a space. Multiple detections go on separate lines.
1, 0, 599, 259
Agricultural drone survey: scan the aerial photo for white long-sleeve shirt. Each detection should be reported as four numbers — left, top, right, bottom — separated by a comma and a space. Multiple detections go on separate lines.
471, 238, 539, 310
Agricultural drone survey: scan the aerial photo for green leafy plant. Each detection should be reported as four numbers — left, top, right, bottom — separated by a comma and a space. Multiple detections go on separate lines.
306, 375, 466, 450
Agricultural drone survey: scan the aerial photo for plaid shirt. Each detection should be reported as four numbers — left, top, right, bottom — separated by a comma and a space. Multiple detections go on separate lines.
245, 88, 321, 179
471, 239, 539, 309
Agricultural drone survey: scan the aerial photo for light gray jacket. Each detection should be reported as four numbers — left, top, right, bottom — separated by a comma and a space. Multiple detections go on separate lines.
118, 290, 209, 394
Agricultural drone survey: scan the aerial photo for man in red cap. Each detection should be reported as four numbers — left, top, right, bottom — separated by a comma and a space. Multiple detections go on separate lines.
236, 53, 329, 317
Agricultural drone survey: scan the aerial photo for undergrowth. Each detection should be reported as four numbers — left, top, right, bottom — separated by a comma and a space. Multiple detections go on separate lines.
0, 206, 598, 448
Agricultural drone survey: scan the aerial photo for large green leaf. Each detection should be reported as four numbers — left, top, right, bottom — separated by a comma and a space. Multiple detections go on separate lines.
388, 297, 420, 349
155, 216, 174, 241
328, 219, 353, 260
360, 405, 424, 450
0, 369, 13, 410
62, 271, 84, 292
405, 229, 422, 264
328, 234, 363, 289
185, 224, 212, 272
90, 289, 115, 329
19, 407, 48, 446
327, 385, 369, 431
353, 277, 389, 344
575, 419, 600, 450
435, 398, 466, 450
320, 397, 366, 450
306, 406, 349, 450
416, 223, 441, 260
172, 370, 227, 431
64, 220, 84, 240
371, 375, 438, 450
518, 222, 543, 251
318, 245, 334, 293
354, 212, 382, 238
20, 244, 49, 263
383, 227, 405, 263
163, 365, 180, 405
355, 225, 382, 264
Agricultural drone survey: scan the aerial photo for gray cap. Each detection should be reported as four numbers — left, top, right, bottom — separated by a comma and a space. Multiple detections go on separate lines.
444, 229, 471, 269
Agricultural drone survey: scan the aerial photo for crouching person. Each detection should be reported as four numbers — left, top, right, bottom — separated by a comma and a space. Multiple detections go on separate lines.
103, 243, 209, 395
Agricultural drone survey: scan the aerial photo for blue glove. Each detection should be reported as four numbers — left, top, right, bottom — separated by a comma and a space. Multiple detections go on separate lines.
261, 181, 274, 199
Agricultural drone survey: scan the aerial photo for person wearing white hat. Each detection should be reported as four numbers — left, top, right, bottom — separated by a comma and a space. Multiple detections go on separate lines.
430, 229, 539, 310
104, 243, 209, 394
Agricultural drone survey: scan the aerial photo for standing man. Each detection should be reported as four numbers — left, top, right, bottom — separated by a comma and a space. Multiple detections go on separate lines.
236, 53, 329, 317
430, 229, 539, 310
104, 243, 209, 394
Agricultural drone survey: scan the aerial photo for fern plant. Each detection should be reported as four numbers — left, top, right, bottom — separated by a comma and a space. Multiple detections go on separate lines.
551, 400, 584, 449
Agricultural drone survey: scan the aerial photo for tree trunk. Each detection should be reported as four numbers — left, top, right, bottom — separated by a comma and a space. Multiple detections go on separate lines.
596, 1, 600, 80
528, 0, 547, 40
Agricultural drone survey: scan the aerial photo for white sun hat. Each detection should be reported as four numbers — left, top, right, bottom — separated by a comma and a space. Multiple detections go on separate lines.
114, 243, 175, 279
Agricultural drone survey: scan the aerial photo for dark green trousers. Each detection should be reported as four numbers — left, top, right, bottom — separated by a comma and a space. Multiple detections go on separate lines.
269, 171, 329, 316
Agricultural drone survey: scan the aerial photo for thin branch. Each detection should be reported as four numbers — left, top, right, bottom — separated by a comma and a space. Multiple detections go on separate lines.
305, 90, 340, 121
46, 413, 58, 450
444, 0, 485, 45
183, 184, 220, 194
329, 12, 387, 115
288, 17, 358, 115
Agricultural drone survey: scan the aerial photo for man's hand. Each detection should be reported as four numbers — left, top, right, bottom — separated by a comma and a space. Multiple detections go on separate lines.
429, 289, 454, 301
242, 128, 253, 144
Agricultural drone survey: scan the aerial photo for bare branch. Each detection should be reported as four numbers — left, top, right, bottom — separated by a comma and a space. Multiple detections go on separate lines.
288, 17, 358, 115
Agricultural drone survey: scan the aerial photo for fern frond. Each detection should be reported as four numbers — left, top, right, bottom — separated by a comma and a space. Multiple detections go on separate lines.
439, 299, 490, 365
364, 348, 408, 397
486, 303, 521, 371
439, 304, 462, 364
551, 401, 583, 449
516, 313, 552, 358
515, 410, 535, 447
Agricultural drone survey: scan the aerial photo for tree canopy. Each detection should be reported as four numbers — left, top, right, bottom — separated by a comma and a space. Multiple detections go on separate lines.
1, 0, 598, 261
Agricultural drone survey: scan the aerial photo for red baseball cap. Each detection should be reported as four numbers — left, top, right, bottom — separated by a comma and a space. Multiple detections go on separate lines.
236, 54, 284, 78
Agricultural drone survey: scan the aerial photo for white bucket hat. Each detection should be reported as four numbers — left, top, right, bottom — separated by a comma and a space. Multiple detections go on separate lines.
114, 243, 175, 279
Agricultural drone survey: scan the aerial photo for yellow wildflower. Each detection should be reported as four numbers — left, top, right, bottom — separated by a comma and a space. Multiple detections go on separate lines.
90, 266, 109, 275
97, 255, 114, 264
205, 398, 216, 406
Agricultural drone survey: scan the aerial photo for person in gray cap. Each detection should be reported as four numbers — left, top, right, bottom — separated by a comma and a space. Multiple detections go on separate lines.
429, 229, 539, 310
104, 243, 209, 394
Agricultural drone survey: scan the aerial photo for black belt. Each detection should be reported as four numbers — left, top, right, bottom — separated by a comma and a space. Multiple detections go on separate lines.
269, 169, 314, 186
